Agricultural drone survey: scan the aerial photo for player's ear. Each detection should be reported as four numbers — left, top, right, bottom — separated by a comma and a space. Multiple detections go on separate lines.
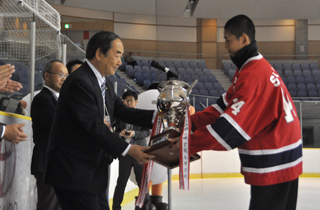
242, 34, 251, 45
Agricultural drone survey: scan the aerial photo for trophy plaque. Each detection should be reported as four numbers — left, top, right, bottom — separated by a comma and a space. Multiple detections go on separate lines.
145, 80, 200, 169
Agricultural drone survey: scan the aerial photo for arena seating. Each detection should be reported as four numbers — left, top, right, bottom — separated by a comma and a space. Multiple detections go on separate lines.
122, 59, 223, 112
222, 61, 320, 100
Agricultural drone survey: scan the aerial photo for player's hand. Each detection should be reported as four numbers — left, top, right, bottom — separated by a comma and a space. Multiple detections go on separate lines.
127, 145, 155, 164
3, 123, 28, 144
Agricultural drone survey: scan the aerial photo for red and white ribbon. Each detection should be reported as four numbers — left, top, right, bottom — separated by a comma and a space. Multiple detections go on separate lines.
179, 104, 191, 190
135, 115, 162, 208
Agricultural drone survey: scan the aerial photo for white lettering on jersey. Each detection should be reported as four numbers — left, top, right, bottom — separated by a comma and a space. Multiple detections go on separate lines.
270, 72, 280, 87
231, 98, 245, 115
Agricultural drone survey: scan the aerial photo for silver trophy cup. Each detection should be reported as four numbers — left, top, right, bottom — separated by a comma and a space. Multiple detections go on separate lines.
145, 79, 200, 168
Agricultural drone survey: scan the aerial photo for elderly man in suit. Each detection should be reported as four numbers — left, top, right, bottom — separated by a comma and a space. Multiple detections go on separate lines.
31, 60, 68, 210
44, 31, 155, 210
113, 90, 151, 210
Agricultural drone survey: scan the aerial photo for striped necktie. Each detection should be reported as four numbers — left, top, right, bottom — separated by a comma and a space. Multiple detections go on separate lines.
101, 79, 106, 102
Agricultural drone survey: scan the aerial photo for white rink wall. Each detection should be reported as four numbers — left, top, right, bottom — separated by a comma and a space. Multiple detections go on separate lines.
109, 148, 320, 198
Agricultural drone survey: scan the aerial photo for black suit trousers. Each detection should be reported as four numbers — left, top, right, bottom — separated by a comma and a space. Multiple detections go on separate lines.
53, 187, 109, 210
36, 177, 61, 210
112, 155, 149, 210
249, 178, 299, 210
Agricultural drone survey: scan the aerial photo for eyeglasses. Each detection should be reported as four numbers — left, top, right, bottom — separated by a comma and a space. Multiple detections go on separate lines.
47, 71, 68, 78
125, 99, 135, 103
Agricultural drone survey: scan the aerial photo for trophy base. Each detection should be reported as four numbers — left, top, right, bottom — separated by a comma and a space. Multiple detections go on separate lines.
145, 129, 200, 169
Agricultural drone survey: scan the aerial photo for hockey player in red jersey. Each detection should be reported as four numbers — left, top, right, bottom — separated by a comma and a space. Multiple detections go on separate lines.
172, 15, 302, 210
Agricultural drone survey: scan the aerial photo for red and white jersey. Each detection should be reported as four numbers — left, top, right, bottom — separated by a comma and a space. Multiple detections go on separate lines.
190, 54, 302, 186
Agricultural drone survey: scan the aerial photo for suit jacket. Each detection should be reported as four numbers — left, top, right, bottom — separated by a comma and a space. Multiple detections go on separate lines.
115, 122, 150, 146
44, 61, 155, 194
31, 87, 58, 178
0, 125, 4, 142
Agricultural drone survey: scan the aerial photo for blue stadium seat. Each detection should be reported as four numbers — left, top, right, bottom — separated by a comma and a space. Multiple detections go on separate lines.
214, 83, 222, 90
292, 63, 301, 71
284, 70, 293, 77
192, 75, 200, 81
141, 59, 149, 66
223, 63, 232, 74
283, 63, 292, 70
150, 67, 158, 74
190, 62, 198, 69
142, 72, 151, 80
191, 88, 200, 95
143, 80, 151, 90
289, 90, 297, 97
195, 82, 205, 89
199, 89, 209, 96
293, 70, 302, 77
302, 70, 312, 77
199, 75, 209, 83
307, 84, 316, 91
218, 89, 226, 95
158, 73, 167, 81
142, 66, 150, 72
198, 62, 207, 69
297, 90, 307, 98
274, 63, 283, 71
310, 63, 319, 71
177, 67, 186, 74
208, 98, 216, 105
308, 90, 319, 97
300, 63, 310, 70
127, 69, 135, 79
174, 63, 182, 69
313, 70, 320, 77
295, 76, 305, 84
205, 82, 214, 90
297, 84, 307, 90
165, 61, 174, 67
134, 65, 142, 71
182, 75, 192, 83
151, 73, 158, 81
281, 76, 287, 85
209, 89, 219, 97
194, 68, 203, 75
305, 76, 315, 84
287, 76, 296, 84
186, 68, 194, 75
287, 83, 297, 91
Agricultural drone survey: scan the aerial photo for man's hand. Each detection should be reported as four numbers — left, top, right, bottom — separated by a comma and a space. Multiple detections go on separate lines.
127, 145, 155, 164
3, 123, 28, 144
0, 64, 22, 92
120, 129, 134, 138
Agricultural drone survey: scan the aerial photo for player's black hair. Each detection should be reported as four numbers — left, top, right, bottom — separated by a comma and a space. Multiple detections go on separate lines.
66, 59, 84, 74
224, 14, 255, 42
122, 89, 138, 100
86, 31, 121, 60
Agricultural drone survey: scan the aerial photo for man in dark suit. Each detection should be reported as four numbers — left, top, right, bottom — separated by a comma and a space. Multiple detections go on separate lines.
45, 31, 155, 210
113, 90, 151, 210
31, 60, 68, 210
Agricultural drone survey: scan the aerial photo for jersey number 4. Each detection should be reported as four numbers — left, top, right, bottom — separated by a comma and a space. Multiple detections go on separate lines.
231, 100, 245, 115
281, 87, 296, 123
